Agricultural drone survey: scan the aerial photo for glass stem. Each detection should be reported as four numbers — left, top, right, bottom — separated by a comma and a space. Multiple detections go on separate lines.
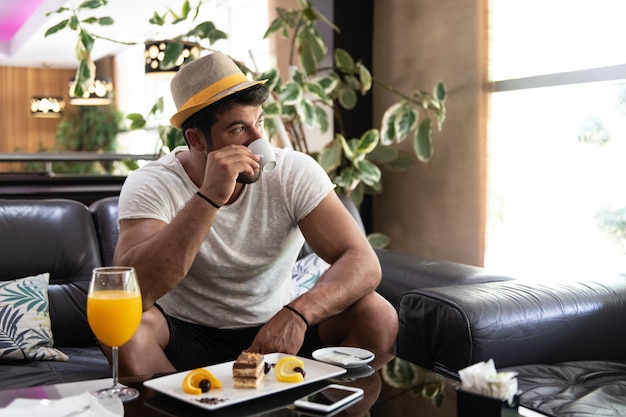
112, 346, 121, 389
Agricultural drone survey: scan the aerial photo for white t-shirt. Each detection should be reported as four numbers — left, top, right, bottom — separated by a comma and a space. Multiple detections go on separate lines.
118, 146, 334, 328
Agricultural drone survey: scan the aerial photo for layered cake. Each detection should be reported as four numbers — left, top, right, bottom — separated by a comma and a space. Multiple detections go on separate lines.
232, 351, 265, 389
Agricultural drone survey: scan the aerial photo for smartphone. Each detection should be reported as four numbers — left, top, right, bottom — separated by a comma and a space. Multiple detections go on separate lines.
294, 384, 364, 413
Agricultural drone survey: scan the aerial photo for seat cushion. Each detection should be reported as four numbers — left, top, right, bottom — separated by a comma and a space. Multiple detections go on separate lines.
506, 360, 626, 417
0, 346, 111, 390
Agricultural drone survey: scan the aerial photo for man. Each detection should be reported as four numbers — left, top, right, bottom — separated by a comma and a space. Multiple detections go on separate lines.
112, 51, 398, 376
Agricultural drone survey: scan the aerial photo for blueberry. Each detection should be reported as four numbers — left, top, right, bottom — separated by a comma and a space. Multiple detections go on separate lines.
294, 366, 306, 377
199, 379, 211, 392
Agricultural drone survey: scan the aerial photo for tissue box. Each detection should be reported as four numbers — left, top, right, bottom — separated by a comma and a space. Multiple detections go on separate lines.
456, 388, 520, 417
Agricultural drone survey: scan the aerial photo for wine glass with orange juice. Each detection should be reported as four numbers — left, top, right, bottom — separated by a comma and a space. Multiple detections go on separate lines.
87, 266, 142, 401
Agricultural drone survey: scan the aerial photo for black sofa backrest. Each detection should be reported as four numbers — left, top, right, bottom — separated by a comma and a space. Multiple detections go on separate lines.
0, 199, 103, 347
89, 196, 119, 267
373, 248, 514, 310
88, 194, 362, 266
0, 199, 101, 283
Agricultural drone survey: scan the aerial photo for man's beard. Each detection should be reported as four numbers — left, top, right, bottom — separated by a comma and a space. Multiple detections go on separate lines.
236, 168, 261, 184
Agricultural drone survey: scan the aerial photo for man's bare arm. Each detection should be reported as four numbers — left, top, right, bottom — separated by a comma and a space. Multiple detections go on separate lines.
114, 144, 260, 310
114, 196, 217, 310
246, 191, 381, 354
289, 192, 381, 325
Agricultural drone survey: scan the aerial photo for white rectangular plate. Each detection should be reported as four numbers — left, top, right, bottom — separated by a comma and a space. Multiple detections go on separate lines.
143, 353, 346, 410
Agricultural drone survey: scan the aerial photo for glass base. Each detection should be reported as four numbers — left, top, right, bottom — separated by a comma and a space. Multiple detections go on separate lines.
92, 385, 139, 402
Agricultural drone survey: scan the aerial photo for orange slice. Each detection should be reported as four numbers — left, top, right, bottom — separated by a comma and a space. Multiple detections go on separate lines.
182, 368, 222, 395
275, 356, 305, 383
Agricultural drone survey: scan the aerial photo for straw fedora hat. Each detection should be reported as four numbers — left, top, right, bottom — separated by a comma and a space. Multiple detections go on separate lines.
170, 51, 266, 128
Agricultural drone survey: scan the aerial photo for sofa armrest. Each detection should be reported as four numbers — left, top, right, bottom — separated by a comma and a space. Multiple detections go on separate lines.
397, 277, 626, 373
374, 248, 513, 310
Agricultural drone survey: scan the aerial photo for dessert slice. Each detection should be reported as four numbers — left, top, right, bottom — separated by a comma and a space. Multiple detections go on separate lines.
232, 351, 265, 389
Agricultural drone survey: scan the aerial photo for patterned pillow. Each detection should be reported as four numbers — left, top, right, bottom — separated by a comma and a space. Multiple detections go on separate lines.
0, 273, 69, 362
292, 253, 330, 298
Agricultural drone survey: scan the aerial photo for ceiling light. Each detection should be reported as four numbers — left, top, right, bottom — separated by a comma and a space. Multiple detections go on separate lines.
68, 78, 113, 106
30, 96, 65, 118
144, 41, 201, 77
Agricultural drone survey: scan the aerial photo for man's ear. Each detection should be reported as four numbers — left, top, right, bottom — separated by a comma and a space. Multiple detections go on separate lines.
184, 128, 206, 151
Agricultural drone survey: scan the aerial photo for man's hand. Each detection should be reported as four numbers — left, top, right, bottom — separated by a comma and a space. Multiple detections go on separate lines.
200, 145, 260, 205
247, 308, 307, 354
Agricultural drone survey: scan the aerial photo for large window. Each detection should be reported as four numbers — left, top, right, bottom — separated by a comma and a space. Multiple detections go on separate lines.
485, 1, 626, 279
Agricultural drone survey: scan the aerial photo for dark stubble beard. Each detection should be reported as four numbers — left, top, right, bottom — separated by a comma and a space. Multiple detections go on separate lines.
236, 168, 261, 184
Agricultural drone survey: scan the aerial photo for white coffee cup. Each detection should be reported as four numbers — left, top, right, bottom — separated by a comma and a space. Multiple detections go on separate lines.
248, 138, 277, 172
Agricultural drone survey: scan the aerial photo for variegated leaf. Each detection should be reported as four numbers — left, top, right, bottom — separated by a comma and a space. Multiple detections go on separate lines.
393, 102, 418, 143
355, 159, 381, 186
334, 48, 355, 71
356, 62, 372, 94
414, 118, 433, 162
356, 129, 380, 154
381, 102, 404, 145
337, 85, 357, 110
317, 138, 342, 173
279, 82, 303, 106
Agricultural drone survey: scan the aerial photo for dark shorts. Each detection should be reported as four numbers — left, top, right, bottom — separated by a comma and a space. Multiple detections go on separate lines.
155, 304, 324, 371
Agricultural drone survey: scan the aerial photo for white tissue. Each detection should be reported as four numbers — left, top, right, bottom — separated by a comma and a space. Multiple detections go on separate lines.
458, 359, 518, 406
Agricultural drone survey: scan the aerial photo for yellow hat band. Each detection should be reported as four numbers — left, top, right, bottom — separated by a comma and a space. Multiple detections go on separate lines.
177, 73, 250, 114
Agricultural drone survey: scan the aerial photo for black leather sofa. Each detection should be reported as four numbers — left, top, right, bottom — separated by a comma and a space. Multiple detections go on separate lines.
0, 198, 118, 389
4, 196, 624, 416
0, 195, 509, 391
397, 277, 626, 416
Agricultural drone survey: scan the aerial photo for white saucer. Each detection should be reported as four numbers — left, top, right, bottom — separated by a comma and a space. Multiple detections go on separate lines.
312, 347, 375, 369
333, 365, 375, 381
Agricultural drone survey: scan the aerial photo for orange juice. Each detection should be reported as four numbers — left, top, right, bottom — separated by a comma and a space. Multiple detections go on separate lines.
87, 290, 142, 347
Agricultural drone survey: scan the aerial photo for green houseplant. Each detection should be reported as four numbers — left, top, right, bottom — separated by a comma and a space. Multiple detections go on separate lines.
19, 104, 125, 175
54, 104, 142, 175
45, 0, 447, 245
53, 105, 123, 174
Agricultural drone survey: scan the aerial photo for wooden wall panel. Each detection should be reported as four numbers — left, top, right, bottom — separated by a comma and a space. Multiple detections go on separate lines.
0, 66, 76, 154
372, 0, 486, 266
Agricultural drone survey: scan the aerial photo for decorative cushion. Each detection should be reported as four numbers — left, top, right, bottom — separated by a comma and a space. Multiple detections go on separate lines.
292, 253, 330, 297
0, 273, 69, 362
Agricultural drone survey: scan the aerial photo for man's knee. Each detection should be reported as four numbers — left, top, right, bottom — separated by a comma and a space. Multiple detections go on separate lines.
354, 292, 397, 323
320, 292, 398, 352
362, 292, 398, 337
138, 307, 170, 348
116, 306, 171, 375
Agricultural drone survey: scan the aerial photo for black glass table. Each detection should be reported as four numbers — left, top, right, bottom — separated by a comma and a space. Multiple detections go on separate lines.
0, 351, 543, 417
